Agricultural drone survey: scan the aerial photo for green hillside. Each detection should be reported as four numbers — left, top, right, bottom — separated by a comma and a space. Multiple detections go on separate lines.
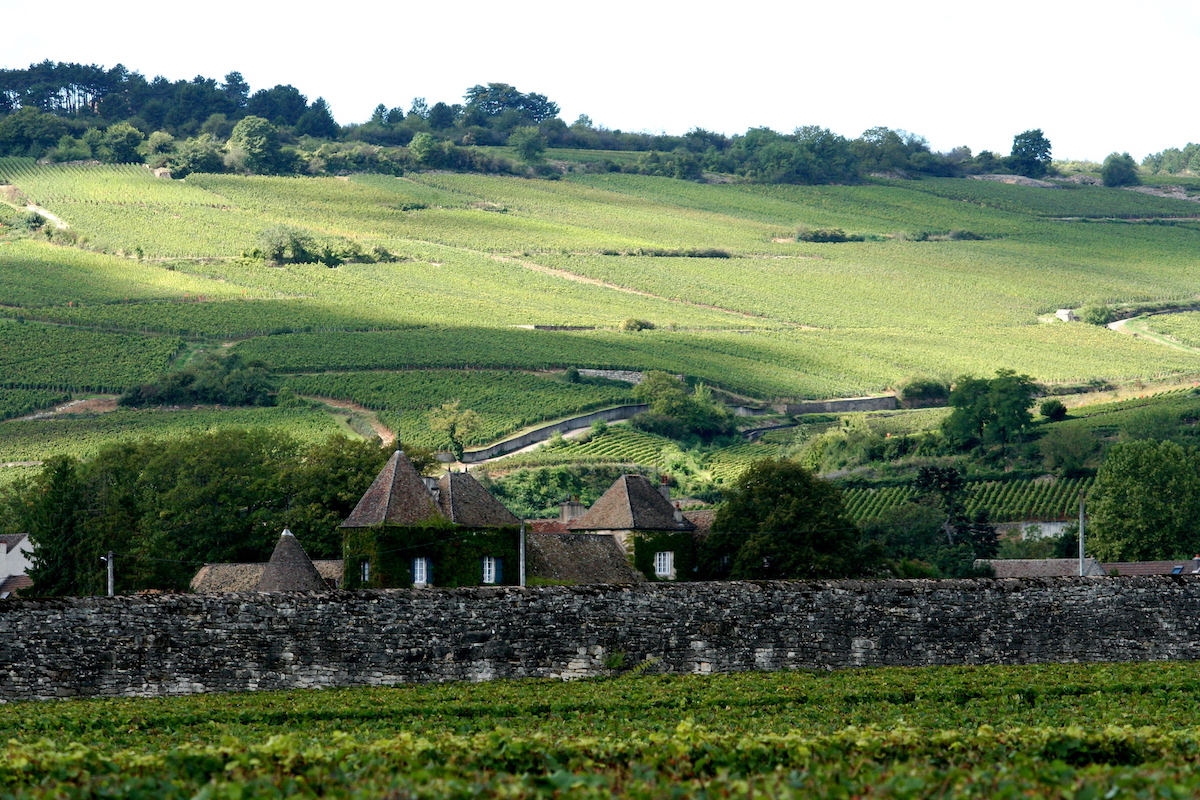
2, 162, 1199, 460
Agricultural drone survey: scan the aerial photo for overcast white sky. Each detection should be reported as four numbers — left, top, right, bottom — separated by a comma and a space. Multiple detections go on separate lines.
5, 0, 1197, 161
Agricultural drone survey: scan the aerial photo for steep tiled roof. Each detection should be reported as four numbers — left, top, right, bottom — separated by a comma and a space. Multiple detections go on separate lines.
0, 574, 32, 596
0, 533, 28, 550
256, 529, 327, 592
682, 509, 716, 533
341, 450, 446, 528
527, 532, 645, 584
437, 472, 520, 528
191, 559, 344, 593
981, 558, 1105, 578
190, 563, 263, 593
567, 475, 695, 532
528, 519, 570, 534
1105, 560, 1200, 576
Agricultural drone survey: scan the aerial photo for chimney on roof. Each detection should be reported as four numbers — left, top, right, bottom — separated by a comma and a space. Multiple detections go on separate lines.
560, 495, 587, 523
673, 501, 684, 524
659, 474, 671, 502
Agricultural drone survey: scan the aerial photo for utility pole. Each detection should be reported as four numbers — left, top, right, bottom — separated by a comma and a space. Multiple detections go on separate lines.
102, 551, 114, 596
1078, 492, 1086, 577
519, 521, 526, 587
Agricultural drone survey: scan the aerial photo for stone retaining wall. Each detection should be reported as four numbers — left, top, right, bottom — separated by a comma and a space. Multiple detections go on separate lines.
3, 577, 1198, 702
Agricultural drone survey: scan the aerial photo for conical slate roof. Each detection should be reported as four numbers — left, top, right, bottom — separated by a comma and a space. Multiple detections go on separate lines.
340, 450, 446, 528
567, 474, 695, 532
256, 529, 326, 592
436, 471, 521, 528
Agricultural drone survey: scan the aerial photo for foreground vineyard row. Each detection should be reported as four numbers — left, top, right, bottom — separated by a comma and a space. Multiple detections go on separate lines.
7, 662, 1200, 798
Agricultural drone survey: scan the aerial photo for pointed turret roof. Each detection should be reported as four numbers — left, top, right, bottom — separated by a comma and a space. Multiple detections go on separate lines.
567, 474, 696, 532
436, 471, 521, 528
256, 529, 327, 592
340, 450, 446, 528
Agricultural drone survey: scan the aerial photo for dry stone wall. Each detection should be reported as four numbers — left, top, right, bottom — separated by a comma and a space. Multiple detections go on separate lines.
3, 577, 1200, 702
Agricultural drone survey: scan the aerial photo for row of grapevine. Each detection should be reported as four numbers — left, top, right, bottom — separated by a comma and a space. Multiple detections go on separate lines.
0, 321, 181, 392
11, 661, 1200, 798
0, 407, 346, 463
842, 477, 1096, 523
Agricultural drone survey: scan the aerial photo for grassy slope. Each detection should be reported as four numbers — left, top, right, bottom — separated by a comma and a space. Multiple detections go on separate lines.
2, 163, 1200, 459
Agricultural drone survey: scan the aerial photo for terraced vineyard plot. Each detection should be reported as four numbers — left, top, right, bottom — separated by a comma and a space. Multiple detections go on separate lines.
0, 240, 243, 307
842, 476, 1096, 523
706, 440, 785, 483
900, 177, 1200, 218
410, 173, 795, 252
6, 298, 386, 338
573, 173, 1020, 233
0, 162, 265, 257
1144, 311, 1200, 348
0, 407, 346, 462
0, 321, 181, 392
0, 388, 69, 420
495, 427, 679, 470
283, 370, 635, 449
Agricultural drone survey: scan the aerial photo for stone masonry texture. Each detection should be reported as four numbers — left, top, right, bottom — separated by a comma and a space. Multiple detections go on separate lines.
2, 577, 1199, 701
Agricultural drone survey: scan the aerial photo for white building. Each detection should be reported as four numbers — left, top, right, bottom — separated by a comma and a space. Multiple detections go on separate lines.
0, 533, 33, 597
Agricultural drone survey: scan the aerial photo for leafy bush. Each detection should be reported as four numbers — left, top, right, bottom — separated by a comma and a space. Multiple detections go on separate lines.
895, 376, 950, 408
796, 226, 862, 243
1080, 302, 1116, 326
619, 318, 655, 332
1039, 398, 1068, 421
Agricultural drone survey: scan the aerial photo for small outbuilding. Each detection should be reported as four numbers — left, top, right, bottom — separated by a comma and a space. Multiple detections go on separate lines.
567, 474, 698, 581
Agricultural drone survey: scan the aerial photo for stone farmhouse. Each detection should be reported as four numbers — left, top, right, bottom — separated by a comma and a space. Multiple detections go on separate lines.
191, 454, 700, 592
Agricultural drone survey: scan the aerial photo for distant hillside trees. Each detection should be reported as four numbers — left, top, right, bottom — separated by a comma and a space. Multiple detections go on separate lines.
1142, 143, 1200, 175
0, 60, 1063, 185
4, 432, 392, 593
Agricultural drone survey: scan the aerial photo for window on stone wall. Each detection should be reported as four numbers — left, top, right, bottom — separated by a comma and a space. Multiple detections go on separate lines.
654, 551, 675, 580
412, 556, 430, 587
360, 559, 370, 584
482, 556, 502, 584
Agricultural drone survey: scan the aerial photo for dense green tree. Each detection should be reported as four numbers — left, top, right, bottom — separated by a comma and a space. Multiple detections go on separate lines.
1088, 439, 1200, 561
0, 106, 69, 156
99, 121, 144, 163
1101, 151, 1140, 187
277, 436, 392, 557
245, 84, 308, 126
221, 71, 250, 110
426, 400, 482, 460
707, 458, 869, 579
119, 352, 276, 407
295, 97, 339, 139
168, 134, 224, 176
21, 456, 86, 595
1009, 129, 1052, 178
1039, 424, 1097, 477
860, 503, 990, 578
943, 369, 1037, 449
228, 115, 289, 173
508, 125, 548, 163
